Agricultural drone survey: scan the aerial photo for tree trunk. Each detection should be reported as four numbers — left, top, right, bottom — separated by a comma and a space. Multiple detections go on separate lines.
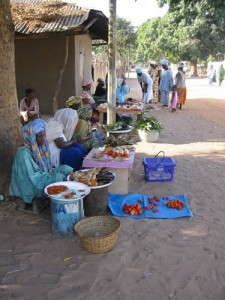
190, 60, 198, 77
107, 0, 117, 124
0, 0, 21, 195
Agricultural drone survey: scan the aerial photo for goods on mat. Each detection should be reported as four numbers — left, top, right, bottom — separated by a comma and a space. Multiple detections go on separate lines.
165, 199, 185, 210
123, 203, 143, 215
104, 146, 129, 158
47, 185, 68, 195
69, 168, 115, 187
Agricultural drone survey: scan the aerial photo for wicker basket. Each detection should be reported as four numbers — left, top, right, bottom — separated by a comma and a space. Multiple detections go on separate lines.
74, 216, 121, 254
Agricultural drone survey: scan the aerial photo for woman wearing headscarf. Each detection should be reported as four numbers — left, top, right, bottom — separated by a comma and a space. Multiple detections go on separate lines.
65, 96, 82, 110
116, 77, 130, 104
80, 80, 96, 108
136, 67, 153, 104
148, 61, 161, 103
73, 105, 99, 152
159, 59, 173, 107
174, 63, 187, 110
45, 108, 87, 171
10, 119, 72, 203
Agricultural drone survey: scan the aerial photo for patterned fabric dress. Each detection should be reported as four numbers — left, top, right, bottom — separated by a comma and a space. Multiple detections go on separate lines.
148, 67, 161, 103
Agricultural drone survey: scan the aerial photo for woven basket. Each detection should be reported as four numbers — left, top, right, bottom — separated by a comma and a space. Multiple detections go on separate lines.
74, 216, 121, 254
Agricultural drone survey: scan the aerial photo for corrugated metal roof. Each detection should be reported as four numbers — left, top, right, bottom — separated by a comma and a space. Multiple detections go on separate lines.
11, 0, 108, 41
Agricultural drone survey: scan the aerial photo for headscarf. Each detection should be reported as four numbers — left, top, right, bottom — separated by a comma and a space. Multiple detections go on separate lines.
81, 80, 92, 87
22, 119, 52, 173
178, 62, 184, 68
160, 59, 169, 66
77, 105, 93, 120
136, 67, 142, 73
46, 108, 79, 142
66, 96, 82, 108
117, 77, 124, 88
97, 78, 104, 84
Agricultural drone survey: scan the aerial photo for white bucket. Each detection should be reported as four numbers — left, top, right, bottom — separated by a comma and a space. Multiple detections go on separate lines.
137, 130, 159, 142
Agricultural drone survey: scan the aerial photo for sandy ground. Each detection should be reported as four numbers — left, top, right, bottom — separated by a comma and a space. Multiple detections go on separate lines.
1, 77, 225, 300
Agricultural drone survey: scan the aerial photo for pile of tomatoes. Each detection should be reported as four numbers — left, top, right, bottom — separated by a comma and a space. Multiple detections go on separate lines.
122, 196, 185, 215
165, 199, 185, 210
123, 203, 143, 215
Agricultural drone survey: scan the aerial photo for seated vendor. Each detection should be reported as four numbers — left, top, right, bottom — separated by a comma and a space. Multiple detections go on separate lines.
80, 80, 96, 108
116, 77, 130, 104
45, 108, 87, 171
66, 96, 82, 110
94, 78, 106, 98
73, 105, 99, 152
74, 105, 106, 149
20, 88, 40, 126
10, 119, 72, 204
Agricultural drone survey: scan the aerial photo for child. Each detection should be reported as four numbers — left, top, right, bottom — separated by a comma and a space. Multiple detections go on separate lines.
170, 85, 178, 112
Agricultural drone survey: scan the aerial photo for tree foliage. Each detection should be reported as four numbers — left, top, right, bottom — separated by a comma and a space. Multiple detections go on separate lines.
136, 0, 225, 68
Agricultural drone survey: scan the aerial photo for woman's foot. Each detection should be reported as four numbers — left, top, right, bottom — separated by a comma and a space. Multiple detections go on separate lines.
178, 104, 182, 110
172, 108, 176, 112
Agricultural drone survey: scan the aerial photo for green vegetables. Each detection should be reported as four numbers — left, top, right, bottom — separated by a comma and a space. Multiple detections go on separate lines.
135, 116, 163, 133
105, 122, 126, 131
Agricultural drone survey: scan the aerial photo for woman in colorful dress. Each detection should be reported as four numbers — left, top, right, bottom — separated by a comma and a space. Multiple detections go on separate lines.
80, 80, 96, 108
174, 63, 187, 110
10, 119, 72, 203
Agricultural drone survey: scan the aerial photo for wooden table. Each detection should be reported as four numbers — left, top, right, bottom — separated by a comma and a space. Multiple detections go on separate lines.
95, 104, 145, 127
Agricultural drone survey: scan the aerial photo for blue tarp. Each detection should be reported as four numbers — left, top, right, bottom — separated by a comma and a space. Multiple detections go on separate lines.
108, 193, 193, 219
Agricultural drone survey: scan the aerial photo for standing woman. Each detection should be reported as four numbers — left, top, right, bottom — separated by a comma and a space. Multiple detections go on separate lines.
159, 59, 173, 107
148, 61, 161, 103
136, 67, 153, 104
45, 108, 87, 171
174, 63, 187, 110
20, 88, 40, 125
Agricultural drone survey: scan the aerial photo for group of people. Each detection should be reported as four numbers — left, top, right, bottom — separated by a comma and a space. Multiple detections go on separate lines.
93, 76, 130, 104
135, 59, 187, 111
208, 64, 225, 86
13, 80, 108, 203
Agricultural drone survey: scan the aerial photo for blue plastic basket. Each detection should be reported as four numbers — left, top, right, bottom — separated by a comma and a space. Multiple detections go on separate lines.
143, 151, 176, 182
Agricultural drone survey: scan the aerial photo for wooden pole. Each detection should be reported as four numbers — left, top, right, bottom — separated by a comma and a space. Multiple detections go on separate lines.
107, 0, 117, 124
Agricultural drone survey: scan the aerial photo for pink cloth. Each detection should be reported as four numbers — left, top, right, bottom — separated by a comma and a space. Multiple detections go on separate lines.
80, 91, 95, 104
82, 149, 135, 169
171, 92, 178, 109
20, 98, 39, 114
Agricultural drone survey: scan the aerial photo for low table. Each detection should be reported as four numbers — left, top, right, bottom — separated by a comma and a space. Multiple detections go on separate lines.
96, 104, 145, 127
82, 149, 135, 194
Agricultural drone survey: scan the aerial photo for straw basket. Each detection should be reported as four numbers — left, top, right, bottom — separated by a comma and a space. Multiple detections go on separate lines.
74, 216, 121, 254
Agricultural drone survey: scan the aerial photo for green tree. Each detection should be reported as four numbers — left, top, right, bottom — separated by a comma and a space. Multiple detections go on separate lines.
116, 17, 137, 75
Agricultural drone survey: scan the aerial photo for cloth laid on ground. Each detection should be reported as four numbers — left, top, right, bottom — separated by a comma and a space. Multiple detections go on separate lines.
108, 193, 193, 219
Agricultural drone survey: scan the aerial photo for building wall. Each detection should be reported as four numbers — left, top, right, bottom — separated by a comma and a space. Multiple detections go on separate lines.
74, 34, 93, 94
15, 34, 96, 114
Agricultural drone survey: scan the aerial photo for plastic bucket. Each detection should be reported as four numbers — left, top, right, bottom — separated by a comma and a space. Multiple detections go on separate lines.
137, 130, 159, 142
51, 197, 84, 237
